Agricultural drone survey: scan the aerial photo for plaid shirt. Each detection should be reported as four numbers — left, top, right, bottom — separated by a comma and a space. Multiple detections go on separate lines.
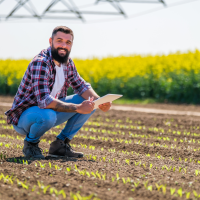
5, 47, 91, 125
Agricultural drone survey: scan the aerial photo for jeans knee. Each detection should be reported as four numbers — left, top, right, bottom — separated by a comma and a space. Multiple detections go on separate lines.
39, 110, 57, 128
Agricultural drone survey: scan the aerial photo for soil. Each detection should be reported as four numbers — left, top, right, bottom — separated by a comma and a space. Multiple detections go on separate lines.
0, 101, 200, 200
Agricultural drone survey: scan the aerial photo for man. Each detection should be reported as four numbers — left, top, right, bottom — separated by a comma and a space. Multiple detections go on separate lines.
5, 26, 111, 159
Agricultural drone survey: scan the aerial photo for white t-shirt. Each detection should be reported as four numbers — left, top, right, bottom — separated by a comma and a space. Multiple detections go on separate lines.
50, 64, 65, 98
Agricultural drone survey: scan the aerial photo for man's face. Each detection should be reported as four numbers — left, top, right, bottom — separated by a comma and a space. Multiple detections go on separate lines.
49, 31, 73, 64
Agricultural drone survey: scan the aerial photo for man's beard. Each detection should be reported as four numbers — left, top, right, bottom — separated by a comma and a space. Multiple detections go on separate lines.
51, 44, 70, 64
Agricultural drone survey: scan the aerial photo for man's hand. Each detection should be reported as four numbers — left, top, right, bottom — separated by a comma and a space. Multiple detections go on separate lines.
76, 100, 95, 114
98, 102, 111, 112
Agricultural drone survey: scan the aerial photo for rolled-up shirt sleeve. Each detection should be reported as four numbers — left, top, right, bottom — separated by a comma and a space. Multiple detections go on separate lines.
31, 61, 55, 108
68, 59, 91, 95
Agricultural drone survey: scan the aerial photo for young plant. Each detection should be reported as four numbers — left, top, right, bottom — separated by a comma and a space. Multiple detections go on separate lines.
170, 188, 176, 195
66, 166, 71, 172
133, 181, 140, 187
193, 190, 200, 198
125, 159, 130, 165
186, 191, 190, 199
162, 185, 166, 195
177, 188, 182, 197
155, 183, 162, 191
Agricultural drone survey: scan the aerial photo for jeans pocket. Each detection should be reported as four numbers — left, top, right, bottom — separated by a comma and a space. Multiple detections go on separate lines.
13, 125, 28, 135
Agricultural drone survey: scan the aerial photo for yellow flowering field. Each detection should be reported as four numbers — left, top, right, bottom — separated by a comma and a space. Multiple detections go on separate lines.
0, 50, 200, 103
75, 50, 200, 82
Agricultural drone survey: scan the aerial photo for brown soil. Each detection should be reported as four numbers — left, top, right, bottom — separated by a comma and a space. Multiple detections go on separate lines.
0, 102, 200, 200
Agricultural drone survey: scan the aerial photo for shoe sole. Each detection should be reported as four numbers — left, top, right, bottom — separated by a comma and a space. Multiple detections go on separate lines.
23, 152, 45, 159
48, 154, 83, 158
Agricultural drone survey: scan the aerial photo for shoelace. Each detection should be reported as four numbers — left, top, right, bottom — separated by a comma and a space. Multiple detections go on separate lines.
30, 145, 43, 155
65, 143, 74, 152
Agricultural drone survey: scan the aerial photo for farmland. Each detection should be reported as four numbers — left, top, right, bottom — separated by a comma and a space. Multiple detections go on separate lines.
1, 103, 200, 200
1, 50, 200, 103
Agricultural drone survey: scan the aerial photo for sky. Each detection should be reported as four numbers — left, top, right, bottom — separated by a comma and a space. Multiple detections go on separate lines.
0, 0, 199, 59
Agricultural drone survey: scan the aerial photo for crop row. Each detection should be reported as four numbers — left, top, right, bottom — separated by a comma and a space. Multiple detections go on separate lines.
1, 157, 200, 200
1, 132, 200, 165
0, 172, 100, 200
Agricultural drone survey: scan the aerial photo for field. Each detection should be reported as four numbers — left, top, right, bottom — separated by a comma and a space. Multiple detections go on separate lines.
1, 102, 200, 200
1, 50, 200, 103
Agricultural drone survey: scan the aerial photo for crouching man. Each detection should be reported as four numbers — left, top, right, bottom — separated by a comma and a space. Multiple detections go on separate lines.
5, 26, 111, 159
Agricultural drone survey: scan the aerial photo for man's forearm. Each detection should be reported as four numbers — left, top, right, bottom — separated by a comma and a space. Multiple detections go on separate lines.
45, 99, 77, 112
81, 88, 100, 100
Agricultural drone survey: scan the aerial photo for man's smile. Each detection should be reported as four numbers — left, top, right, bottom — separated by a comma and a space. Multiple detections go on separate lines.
58, 49, 67, 55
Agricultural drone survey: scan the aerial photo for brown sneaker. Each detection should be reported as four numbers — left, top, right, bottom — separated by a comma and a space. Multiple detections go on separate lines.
48, 139, 84, 158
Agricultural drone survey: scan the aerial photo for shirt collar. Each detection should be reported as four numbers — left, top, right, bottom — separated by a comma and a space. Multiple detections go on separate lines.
47, 46, 56, 69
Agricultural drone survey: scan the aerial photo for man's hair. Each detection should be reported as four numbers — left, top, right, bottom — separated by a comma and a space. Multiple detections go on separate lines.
52, 26, 74, 40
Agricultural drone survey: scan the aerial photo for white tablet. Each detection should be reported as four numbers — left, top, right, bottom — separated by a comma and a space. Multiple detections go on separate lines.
93, 94, 123, 109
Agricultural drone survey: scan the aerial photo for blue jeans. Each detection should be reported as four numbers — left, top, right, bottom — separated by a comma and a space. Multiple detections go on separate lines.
13, 94, 95, 143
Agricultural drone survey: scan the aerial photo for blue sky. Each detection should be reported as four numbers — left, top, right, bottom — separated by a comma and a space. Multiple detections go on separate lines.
0, 0, 199, 59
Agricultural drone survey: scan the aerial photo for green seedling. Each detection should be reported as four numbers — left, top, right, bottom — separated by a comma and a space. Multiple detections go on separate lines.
96, 171, 101, 179
86, 171, 90, 177
179, 167, 182, 173
54, 165, 61, 170
133, 181, 140, 187
58, 190, 66, 198
32, 185, 36, 192
177, 188, 182, 197
122, 177, 126, 184
126, 177, 131, 183
74, 164, 78, 171
170, 188, 176, 195
49, 162, 52, 169
147, 185, 152, 191
169, 156, 174, 161
91, 172, 96, 178
93, 155, 97, 161
50, 187, 57, 195
43, 185, 50, 194
162, 185, 166, 195
66, 166, 71, 172
193, 190, 200, 198
155, 183, 162, 191
143, 181, 148, 188
116, 173, 120, 181
102, 173, 106, 180
150, 163, 153, 169
125, 159, 130, 165
135, 161, 141, 166
186, 192, 190, 199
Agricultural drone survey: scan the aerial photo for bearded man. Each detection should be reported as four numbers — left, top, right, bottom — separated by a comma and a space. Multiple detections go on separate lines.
5, 26, 111, 159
